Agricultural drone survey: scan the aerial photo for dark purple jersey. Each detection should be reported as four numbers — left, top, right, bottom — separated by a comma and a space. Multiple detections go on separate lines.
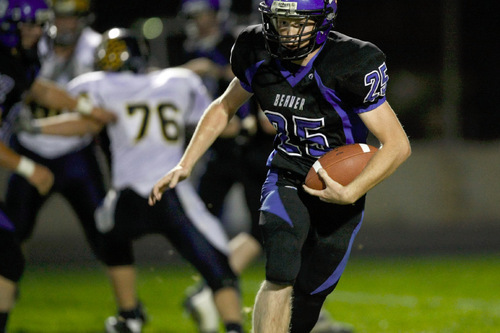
0, 44, 40, 120
231, 25, 388, 177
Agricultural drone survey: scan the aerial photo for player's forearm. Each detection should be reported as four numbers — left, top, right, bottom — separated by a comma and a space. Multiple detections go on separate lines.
0, 142, 25, 171
347, 135, 410, 202
30, 78, 78, 111
342, 101, 411, 202
180, 77, 251, 170
37, 113, 103, 136
0, 142, 38, 181
29, 79, 115, 123
180, 99, 232, 169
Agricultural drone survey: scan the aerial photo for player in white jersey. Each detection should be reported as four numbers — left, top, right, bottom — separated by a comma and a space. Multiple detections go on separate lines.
21, 28, 244, 333
4, 0, 112, 274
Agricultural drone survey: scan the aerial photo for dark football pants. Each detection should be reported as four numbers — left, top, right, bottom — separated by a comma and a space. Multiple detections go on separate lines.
0, 208, 24, 282
259, 169, 364, 332
100, 188, 238, 293
5, 142, 108, 262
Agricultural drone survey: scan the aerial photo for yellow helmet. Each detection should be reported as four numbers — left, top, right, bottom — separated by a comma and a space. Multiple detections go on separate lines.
95, 28, 149, 73
51, 0, 90, 16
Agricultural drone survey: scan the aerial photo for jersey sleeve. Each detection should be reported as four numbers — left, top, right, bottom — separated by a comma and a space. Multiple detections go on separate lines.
66, 72, 103, 106
340, 41, 388, 113
319, 34, 388, 114
230, 25, 267, 93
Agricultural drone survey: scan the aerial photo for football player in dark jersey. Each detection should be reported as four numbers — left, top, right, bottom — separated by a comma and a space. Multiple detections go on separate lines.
3, 0, 117, 302
0, 1, 54, 331
0, 1, 113, 331
150, 0, 411, 332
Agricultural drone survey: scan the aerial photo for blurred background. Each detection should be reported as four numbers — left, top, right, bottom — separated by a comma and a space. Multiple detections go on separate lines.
2, 0, 498, 264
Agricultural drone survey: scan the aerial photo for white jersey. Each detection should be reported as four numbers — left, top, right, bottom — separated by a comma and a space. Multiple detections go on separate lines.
68, 68, 211, 197
18, 27, 102, 158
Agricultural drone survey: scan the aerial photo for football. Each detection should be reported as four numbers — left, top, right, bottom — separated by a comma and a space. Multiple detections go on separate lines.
304, 143, 378, 190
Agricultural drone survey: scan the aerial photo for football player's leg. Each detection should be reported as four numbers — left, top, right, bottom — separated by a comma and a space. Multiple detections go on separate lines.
254, 170, 311, 332
104, 265, 146, 333
227, 168, 266, 274
5, 173, 47, 244
57, 146, 107, 260
0, 225, 25, 333
289, 198, 365, 333
228, 232, 262, 275
96, 189, 145, 333
5, 143, 54, 245
158, 184, 242, 332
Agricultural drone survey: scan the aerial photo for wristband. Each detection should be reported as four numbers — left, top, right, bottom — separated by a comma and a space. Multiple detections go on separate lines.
75, 95, 93, 115
16, 156, 36, 179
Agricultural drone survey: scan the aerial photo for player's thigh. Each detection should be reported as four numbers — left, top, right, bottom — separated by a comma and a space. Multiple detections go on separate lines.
62, 173, 105, 242
95, 189, 146, 266
59, 146, 107, 212
259, 173, 311, 285
295, 200, 365, 296
108, 188, 155, 238
4, 174, 46, 240
156, 188, 237, 291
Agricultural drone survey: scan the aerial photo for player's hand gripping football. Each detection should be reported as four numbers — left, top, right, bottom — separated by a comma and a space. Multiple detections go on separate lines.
148, 165, 191, 206
303, 168, 355, 205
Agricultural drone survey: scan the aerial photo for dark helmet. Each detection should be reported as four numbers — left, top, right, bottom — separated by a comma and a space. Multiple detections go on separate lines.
0, 0, 53, 49
258, 0, 337, 60
94, 28, 149, 73
181, 0, 220, 16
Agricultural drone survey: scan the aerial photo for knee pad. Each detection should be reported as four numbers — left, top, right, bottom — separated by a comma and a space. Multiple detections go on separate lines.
260, 212, 304, 285
97, 233, 135, 266
201, 254, 239, 293
207, 274, 240, 294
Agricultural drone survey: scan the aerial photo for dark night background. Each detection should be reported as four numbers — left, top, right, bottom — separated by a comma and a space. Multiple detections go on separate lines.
89, 0, 499, 141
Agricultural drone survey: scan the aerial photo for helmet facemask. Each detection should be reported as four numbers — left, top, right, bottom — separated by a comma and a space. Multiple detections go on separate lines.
52, 15, 87, 46
259, 0, 336, 61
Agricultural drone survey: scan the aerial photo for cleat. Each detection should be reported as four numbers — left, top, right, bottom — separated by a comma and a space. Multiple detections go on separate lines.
105, 316, 144, 333
183, 284, 220, 333
311, 310, 354, 333
105, 303, 147, 333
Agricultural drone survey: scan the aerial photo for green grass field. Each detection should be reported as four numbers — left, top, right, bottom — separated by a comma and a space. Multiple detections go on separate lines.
8, 253, 500, 332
